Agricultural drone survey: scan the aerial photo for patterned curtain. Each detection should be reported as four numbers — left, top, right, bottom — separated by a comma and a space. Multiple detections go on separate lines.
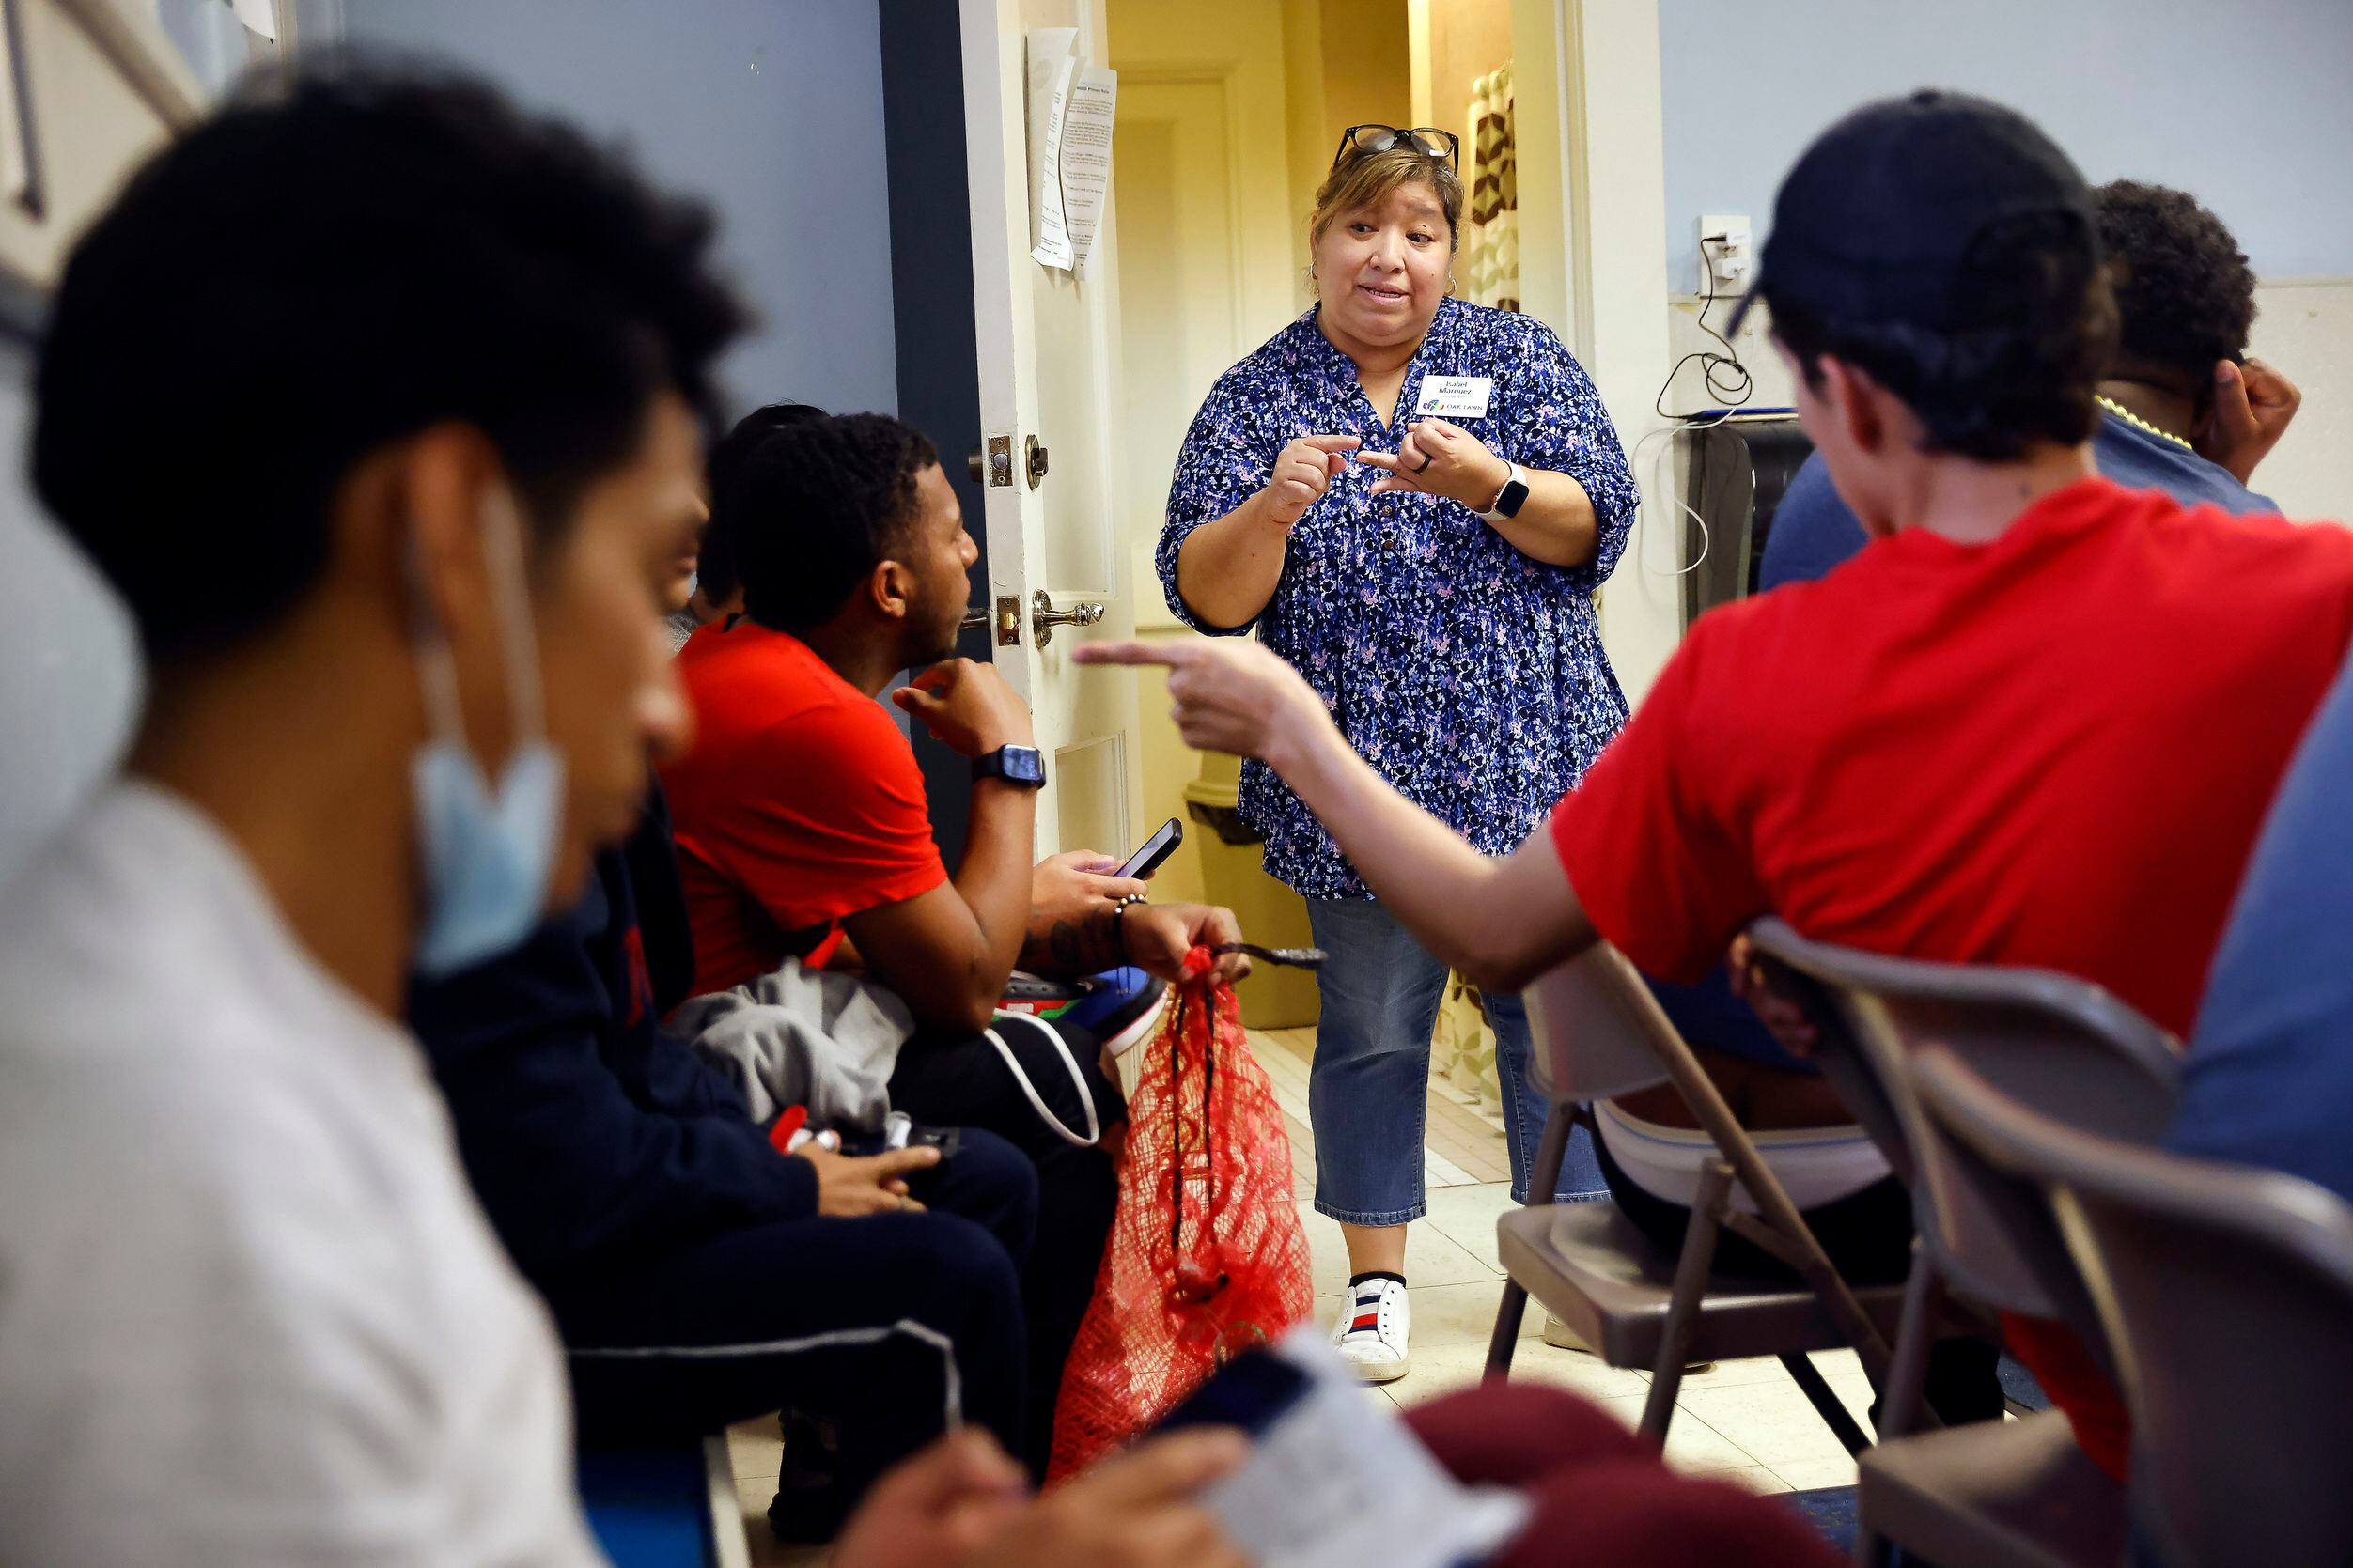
1461, 64, 1519, 313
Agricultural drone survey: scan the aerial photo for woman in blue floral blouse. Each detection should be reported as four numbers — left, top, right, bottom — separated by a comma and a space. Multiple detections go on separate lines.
1155, 127, 1637, 1384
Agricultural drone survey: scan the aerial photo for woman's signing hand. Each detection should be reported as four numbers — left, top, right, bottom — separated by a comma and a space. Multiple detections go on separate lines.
1359, 418, 1510, 509
1259, 434, 1362, 528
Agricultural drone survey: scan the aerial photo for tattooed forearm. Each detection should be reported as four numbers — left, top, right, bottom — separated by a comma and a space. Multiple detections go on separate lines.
1018, 905, 1125, 978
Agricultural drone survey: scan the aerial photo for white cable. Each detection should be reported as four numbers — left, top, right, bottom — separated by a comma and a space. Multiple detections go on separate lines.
1630, 417, 1722, 580
985, 1010, 1104, 1147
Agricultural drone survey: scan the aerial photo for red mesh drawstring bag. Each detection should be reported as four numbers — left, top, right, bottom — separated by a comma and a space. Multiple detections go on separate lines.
1047, 948, 1315, 1480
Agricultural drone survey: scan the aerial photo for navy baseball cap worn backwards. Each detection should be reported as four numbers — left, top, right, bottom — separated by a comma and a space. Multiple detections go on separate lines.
1726, 90, 2095, 338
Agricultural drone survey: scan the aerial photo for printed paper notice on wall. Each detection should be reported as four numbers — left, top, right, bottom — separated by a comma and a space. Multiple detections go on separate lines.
1025, 28, 1116, 277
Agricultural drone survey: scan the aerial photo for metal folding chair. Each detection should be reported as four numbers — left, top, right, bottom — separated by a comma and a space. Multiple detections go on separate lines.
1485, 942, 1904, 1451
1917, 1045, 2353, 1568
1747, 917, 2181, 1567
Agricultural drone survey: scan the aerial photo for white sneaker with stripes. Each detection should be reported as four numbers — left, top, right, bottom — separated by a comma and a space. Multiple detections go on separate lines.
1331, 1276, 1410, 1384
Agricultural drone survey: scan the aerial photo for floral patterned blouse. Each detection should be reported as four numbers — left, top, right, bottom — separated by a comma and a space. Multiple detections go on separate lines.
1157, 297, 1638, 899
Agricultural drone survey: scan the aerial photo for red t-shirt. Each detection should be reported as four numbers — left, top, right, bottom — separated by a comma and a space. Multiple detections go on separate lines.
661, 621, 946, 996
1552, 477, 2353, 1474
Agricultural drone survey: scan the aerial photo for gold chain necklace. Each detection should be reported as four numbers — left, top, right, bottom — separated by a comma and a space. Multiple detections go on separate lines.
2096, 395, 2192, 452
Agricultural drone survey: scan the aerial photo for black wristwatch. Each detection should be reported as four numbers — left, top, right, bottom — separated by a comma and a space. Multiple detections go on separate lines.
972, 744, 1046, 788
1481, 463, 1531, 520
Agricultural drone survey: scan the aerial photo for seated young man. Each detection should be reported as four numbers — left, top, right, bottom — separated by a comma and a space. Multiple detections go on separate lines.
1618, 176, 2311, 1401
664, 409, 1244, 1025
660, 409, 1247, 1470
1759, 177, 2300, 589
1081, 90, 2353, 1483
0, 66, 746, 1562
410, 786, 1040, 1538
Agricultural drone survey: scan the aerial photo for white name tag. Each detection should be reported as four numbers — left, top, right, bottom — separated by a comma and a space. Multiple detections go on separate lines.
1413, 375, 1494, 419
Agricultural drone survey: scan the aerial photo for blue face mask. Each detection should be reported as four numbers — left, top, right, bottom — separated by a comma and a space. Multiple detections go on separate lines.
409, 490, 568, 979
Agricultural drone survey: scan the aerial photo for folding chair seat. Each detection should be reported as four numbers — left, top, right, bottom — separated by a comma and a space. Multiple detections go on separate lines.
1747, 918, 2181, 1568
1917, 1045, 2353, 1568
1852, 1407, 2123, 1568
1487, 942, 1903, 1451
1497, 1194, 1909, 1381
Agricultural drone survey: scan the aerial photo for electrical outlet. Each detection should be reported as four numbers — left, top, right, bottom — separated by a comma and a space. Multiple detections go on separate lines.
1697, 213, 1753, 296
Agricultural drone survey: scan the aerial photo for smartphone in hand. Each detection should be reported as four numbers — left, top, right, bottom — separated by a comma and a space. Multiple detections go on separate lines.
1115, 816, 1183, 880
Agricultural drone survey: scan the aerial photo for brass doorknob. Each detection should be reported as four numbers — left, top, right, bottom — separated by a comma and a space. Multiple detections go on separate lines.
959, 605, 990, 631
967, 447, 985, 484
1029, 589, 1103, 646
1024, 434, 1049, 489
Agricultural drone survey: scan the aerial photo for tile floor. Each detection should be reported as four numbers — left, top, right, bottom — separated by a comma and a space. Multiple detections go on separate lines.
726, 1024, 1875, 1563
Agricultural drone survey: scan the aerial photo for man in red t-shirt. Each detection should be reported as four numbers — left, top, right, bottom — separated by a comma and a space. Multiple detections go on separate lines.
662, 411, 1250, 1473
661, 411, 1245, 1024
1082, 91, 2353, 1480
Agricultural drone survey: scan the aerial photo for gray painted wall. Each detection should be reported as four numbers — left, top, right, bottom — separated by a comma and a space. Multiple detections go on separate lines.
0, 4, 901, 889
340, 0, 899, 417
1659, 0, 2353, 292
0, 338, 143, 889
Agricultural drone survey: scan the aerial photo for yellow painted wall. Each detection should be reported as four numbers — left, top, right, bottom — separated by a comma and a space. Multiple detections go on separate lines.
1106, 0, 1409, 1020
1412, 0, 1512, 151
1107, 0, 1298, 908
1288, 1, 1414, 305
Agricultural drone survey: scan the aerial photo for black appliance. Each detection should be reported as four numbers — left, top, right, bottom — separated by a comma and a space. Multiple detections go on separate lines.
1677, 412, 1815, 626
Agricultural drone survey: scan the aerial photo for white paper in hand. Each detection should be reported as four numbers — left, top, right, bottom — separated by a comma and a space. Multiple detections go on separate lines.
1193, 1327, 1528, 1568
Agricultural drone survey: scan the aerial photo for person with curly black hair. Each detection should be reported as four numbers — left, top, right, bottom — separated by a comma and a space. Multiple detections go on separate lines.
663, 409, 1251, 1031
4, 62, 753, 1562
1762, 176, 2302, 587
2096, 179, 2298, 484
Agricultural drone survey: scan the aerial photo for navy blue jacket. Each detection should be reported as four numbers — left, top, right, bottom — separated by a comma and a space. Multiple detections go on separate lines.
408, 791, 816, 1283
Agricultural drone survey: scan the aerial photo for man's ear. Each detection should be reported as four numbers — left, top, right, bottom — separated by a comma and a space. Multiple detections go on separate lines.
1816, 354, 1889, 459
397, 424, 508, 643
868, 557, 914, 623
366, 423, 522, 765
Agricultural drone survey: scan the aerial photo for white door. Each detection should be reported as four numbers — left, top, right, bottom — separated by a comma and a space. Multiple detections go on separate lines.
958, 0, 1141, 862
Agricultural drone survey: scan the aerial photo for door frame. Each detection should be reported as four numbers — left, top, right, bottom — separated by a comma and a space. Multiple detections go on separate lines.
1511, 0, 1681, 704
880, 0, 989, 867
952, 0, 1141, 862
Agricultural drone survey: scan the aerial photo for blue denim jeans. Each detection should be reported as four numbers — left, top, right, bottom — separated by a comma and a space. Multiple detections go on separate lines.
1305, 897, 1607, 1224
